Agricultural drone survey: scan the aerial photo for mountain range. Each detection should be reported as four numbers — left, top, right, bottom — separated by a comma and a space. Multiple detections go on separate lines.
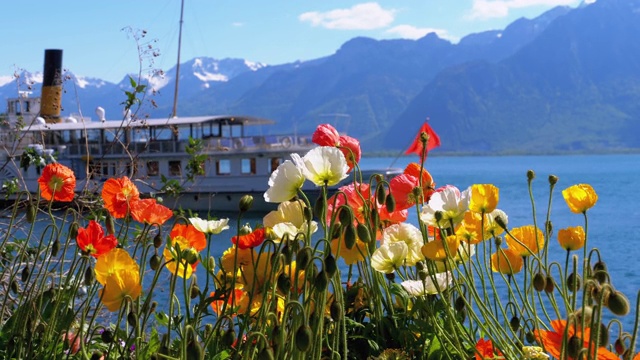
2, 0, 639, 154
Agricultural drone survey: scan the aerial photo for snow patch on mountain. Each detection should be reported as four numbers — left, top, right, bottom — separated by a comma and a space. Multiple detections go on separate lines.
245, 60, 266, 71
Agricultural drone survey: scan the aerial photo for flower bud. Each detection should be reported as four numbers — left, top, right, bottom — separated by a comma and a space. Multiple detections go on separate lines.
221, 328, 236, 348
338, 207, 353, 226
418, 269, 429, 281
21, 266, 30, 282
10, 280, 18, 294
454, 296, 465, 311
544, 275, 555, 293
494, 236, 502, 247
51, 240, 60, 257
26, 202, 37, 223
434, 211, 444, 222
526, 170, 535, 182
105, 212, 115, 235
296, 247, 312, 270
593, 261, 608, 284
186, 340, 204, 360
182, 248, 199, 265
277, 273, 291, 294
153, 232, 163, 248
239, 224, 252, 236
303, 206, 313, 222
84, 266, 94, 286
190, 284, 200, 299
324, 254, 337, 278
127, 311, 138, 329
385, 272, 396, 282
614, 338, 625, 355
356, 223, 370, 243
567, 335, 583, 359
257, 346, 275, 360
385, 194, 396, 213
101, 329, 114, 344
597, 322, 609, 347
343, 223, 357, 249
295, 324, 313, 352
532, 272, 546, 292
370, 207, 379, 225
495, 216, 508, 230
607, 291, 630, 316
314, 270, 328, 292
313, 194, 326, 220
545, 220, 553, 236
376, 184, 386, 205
149, 254, 161, 271
548, 175, 558, 185
567, 272, 581, 292
510, 316, 520, 332
330, 301, 343, 321
239, 195, 253, 213
90, 352, 103, 360
415, 261, 425, 271
525, 331, 536, 344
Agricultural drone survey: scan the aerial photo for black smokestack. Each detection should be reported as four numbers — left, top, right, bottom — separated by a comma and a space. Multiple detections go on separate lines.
41, 49, 63, 123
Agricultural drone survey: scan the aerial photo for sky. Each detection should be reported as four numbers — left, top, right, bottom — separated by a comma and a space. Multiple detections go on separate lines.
1, 0, 591, 84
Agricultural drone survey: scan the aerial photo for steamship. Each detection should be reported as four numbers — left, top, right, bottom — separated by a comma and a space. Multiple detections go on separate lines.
0, 50, 401, 212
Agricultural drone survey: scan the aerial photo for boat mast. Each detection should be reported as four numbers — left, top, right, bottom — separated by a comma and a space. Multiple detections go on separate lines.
171, 0, 185, 118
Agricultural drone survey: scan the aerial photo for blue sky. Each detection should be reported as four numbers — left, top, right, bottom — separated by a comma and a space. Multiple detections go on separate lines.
2, 0, 589, 83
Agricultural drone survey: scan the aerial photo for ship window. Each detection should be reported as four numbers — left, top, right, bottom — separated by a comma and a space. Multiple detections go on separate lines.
269, 157, 282, 173
241, 158, 256, 175
169, 161, 182, 176
216, 159, 230, 175
147, 161, 159, 176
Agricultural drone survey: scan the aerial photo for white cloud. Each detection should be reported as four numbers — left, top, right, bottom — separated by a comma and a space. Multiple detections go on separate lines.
299, 2, 396, 30
386, 25, 459, 42
232, 22, 244, 27
468, 0, 576, 20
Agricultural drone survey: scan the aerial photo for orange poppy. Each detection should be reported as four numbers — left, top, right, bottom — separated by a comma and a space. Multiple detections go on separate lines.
421, 235, 460, 261
327, 182, 372, 224
491, 248, 523, 275
232, 228, 267, 250
404, 162, 435, 201
163, 223, 207, 279
474, 338, 503, 360
101, 176, 140, 219
210, 288, 245, 316
533, 319, 619, 360
76, 220, 118, 258
505, 225, 544, 257
130, 198, 173, 225
38, 163, 76, 202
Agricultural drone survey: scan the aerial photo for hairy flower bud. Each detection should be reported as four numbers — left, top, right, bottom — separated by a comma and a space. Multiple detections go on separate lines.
239, 195, 253, 213
149, 254, 162, 271
330, 301, 343, 321
105, 213, 115, 235
376, 184, 386, 205
385, 272, 396, 282
495, 215, 508, 230
153, 232, 163, 248
607, 291, 630, 316
544, 275, 555, 293
296, 247, 312, 270
127, 311, 138, 329
21, 266, 30, 282
356, 223, 371, 243
567, 335, 583, 359
277, 273, 291, 294
614, 338, 626, 355
343, 223, 357, 249
548, 175, 558, 185
295, 325, 313, 352
84, 266, 94, 286
526, 170, 535, 182
26, 202, 37, 223
182, 248, 199, 265
593, 261, 608, 284
324, 254, 337, 278
51, 240, 60, 257
314, 270, 328, 292
454, 296, 465, 312
533, 272, 546, 292
510, 316, 520, 332
567, 272, 581, 292
190, 284, 200, 299
101, 329, 114, 344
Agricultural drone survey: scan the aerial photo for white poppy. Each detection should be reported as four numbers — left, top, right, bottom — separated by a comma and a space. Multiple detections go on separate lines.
263, 200, 318, 241
292, 146, 348, 187
401, 272, 453, 296
189, 217, 230, 234
371, 242, 408, 274
381, 223, 424, 266
420, 185, 470, 228
264, 160, 305, 203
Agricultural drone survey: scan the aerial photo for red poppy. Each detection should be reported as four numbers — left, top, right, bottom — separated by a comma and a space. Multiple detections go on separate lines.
102, 177, 140, 219
169, 223, 207, 252
327, 182, 372, 225
130, 198, 173, 225
533, 320, 619, 360
474, 338, 503, 360
338, 134, 361, 171
389, 173, 424, 211
405, 121, 441, 160
210, 288, 245, 316
312, 123, 340, 146
404, 162, 435, 200
38, 163, 76, 202
232, 228, 267, 249
76, 220, 118, 258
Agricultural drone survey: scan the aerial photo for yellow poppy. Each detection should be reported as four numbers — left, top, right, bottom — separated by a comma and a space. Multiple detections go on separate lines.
99, 268, 142, 311
557, 226, 585, 251
468, 184, 499, 214
506, 225, 544, 257
491, 248, 523, 275
421, 235, 460, 261
330, 236, 366, 265
562, 184, 598, 214
95, 248, 138, 285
